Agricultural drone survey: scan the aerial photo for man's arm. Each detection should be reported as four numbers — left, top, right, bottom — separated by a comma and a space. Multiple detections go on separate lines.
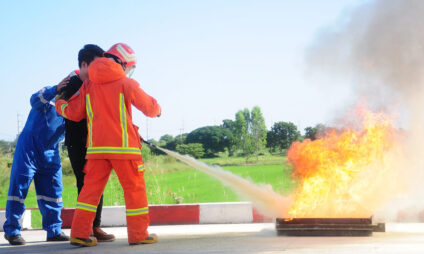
55, 84, 87, 122
127, 80, 161, 117
30, 86, 58, 109
30, 76, 69, 110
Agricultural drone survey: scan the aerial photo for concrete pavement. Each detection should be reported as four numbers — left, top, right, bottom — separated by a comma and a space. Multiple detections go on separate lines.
1, 223, 424, 253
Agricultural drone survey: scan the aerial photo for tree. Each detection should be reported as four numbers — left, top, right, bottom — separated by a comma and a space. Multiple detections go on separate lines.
222, 119, 236, 132
158, 134, 184, 150
159, 134, 174, 147
234, 109, 252, 156
250, 106, 267, 155
176, 143, 205, 158
233, 106, 267, 159
304, 124, 325, 140
267, 121, 301, 152
164, 139, 179, 150
185, 126, 233, 157
221, 119, 237, 155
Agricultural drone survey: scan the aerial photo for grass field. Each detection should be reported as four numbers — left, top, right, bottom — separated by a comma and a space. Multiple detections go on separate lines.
1, 153, 293, 229
201, 154, 287, 166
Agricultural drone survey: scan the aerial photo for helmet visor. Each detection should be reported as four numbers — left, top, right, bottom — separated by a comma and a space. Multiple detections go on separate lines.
126, 66, 135, 78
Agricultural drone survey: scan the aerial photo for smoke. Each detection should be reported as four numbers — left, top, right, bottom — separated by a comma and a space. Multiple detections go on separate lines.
305, 0, 424, 221
155, 146, 291, 218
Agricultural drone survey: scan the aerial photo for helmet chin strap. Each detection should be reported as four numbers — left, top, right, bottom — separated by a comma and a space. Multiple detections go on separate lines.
126, 67, 135, 78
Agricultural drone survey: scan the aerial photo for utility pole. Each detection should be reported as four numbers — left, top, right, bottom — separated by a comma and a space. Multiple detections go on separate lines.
16, 113, 22, 138
178, 128, 184, 144
179, 118, 185, 144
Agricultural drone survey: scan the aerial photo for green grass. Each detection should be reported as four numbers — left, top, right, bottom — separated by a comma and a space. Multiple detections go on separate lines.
224, 164, 293, 195
201, 154, 286, 166
1, 154, 293, 229
0, 153, 13, 197
98, 156, 293, 205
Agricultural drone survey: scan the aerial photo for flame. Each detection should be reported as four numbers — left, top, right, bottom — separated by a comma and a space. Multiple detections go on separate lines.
287, 107, 399, 218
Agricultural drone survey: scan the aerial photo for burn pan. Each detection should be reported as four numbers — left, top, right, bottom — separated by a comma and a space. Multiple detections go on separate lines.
276, 218, 385, 236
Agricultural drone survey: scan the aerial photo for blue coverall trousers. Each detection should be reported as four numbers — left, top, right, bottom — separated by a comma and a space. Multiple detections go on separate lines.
3, 132, 63, 237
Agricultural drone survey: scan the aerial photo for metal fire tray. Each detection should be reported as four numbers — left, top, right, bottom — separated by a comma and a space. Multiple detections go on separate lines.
276, 218, 385, 236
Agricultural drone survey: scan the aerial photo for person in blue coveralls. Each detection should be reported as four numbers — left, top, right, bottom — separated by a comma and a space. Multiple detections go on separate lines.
3, 77, 70, 245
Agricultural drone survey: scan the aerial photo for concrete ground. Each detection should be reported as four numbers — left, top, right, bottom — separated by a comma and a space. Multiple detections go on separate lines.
1, 223, 424, 254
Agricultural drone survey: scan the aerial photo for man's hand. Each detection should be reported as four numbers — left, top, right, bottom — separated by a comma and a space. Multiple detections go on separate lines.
57, 76, 70, 92
55, 75, 70, 101
55, 92, 65, 102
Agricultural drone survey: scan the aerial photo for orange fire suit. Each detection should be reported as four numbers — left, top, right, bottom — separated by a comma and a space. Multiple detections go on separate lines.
55, 57, 161, 243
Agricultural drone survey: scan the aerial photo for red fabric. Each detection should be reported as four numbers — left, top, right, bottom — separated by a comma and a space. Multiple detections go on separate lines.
70, 159, 149, 243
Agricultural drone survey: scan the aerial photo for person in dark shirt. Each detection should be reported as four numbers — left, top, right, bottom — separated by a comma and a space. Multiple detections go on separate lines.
60, 44, 115, 242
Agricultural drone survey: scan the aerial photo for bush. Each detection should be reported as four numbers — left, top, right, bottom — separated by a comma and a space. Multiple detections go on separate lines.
176, 143, 205, 158
61, 156, 74, 176
141, 144, 151, 161
0, 154, 12, 196
60, 147, 74, 176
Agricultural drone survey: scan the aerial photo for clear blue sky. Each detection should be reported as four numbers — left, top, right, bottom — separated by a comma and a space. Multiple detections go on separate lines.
0, 0, 365, 141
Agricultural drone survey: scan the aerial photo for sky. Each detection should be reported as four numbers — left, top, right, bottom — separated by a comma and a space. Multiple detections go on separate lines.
0, 0, 366, 141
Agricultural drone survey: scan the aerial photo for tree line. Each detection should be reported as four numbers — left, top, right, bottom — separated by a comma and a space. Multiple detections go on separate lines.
0, 106, 325, 159
151, 106, 326, 159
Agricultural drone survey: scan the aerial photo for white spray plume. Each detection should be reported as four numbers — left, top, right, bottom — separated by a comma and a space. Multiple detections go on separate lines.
155, 146, 291, 218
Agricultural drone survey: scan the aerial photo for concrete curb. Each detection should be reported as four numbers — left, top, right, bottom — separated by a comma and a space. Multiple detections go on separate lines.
0, 210, 32, 232
0, 202, 273, 231
61, 202, 273, 228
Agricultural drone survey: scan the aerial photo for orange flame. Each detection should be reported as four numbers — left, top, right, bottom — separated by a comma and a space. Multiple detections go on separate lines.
287, 107, 397, 218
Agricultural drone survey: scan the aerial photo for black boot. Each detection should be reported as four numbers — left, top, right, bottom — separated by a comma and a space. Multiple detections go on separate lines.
4, 234, 26, 245
47, 232, 70, 241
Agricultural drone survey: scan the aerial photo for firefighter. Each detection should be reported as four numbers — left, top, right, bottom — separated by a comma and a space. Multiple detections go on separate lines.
59, 44, 115, 242
3, 78, 70, 245
55, 43, 161, 247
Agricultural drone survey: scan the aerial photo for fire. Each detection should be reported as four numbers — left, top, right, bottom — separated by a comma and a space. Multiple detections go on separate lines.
287, 107, 398, 218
